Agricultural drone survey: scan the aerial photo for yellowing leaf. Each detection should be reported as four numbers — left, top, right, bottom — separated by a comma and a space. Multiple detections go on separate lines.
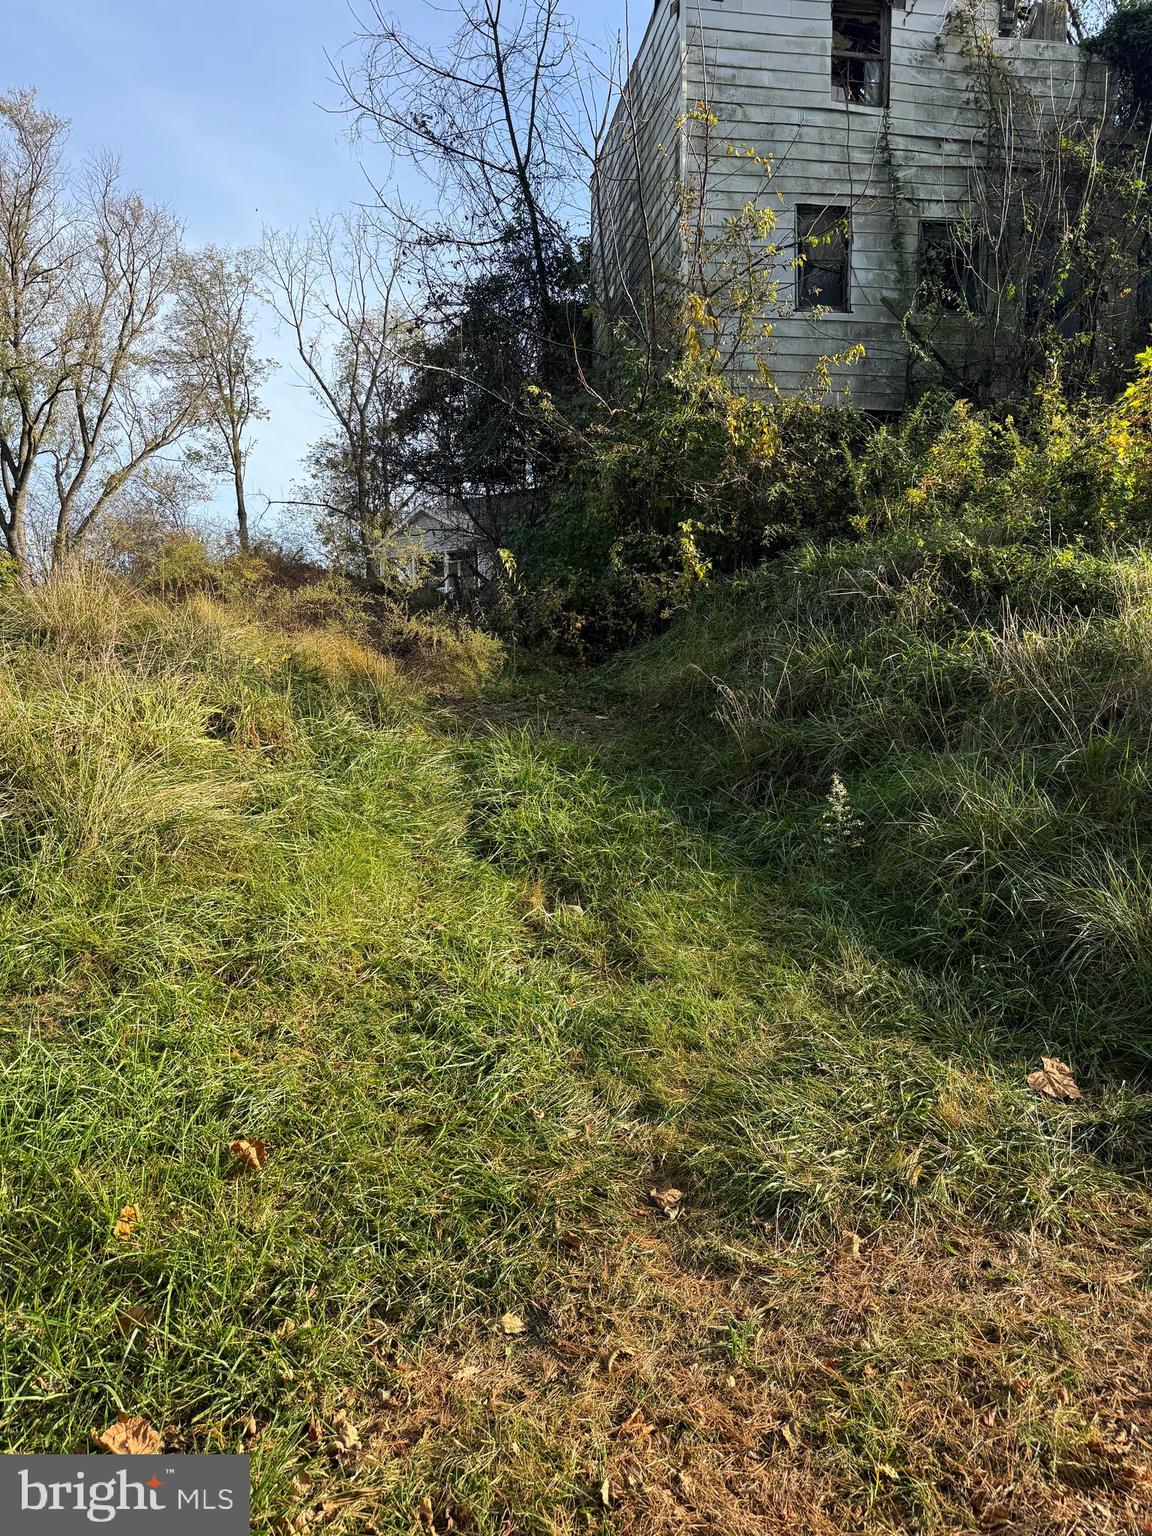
780, 1420, 802, 1451
113, 1205, 140, 1242
95, 1413, 162, 1455
228, 1138, 268, 1171
1027, 1058, 1082, 1102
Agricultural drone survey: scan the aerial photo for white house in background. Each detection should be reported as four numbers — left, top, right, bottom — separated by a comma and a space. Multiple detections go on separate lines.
593, 0, 1103, 411
391, 499, 496, 604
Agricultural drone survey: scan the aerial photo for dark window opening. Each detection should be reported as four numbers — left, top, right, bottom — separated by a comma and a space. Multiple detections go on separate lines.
998, 0, 1071, 39
797, 205, 852, 312
1022, 242, 1084, 336
917, 220, 980, 311
442, 545, 480, 604
832, 0, 890, 107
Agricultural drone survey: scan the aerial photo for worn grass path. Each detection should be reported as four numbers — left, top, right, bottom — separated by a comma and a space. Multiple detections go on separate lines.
1, 582, 1151, 1535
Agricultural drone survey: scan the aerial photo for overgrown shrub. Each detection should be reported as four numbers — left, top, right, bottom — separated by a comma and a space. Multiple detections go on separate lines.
1087, 2, 1152, 121
515, 349, 1152, 658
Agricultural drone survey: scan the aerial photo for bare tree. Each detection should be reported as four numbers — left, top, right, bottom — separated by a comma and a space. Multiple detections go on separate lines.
0, 89, 203, 581
0, 91, 70, 578
337, 0, 581, 350
173, 245, 271, 551
263, 215, 414, 586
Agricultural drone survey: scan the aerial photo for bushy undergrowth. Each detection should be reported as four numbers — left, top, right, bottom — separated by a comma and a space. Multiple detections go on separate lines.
513, 352, 1152, 659
126, 534, 506, 694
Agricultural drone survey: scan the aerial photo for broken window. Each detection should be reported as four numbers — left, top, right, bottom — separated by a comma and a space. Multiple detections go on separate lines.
797, 206, 852, 312
832, 0, 890, 107
917, 220, 979, 311
998, 0, 1070, 39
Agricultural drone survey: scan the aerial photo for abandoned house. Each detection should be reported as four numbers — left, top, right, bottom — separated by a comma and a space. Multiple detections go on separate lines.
391, 499, 494, 605
593, 0, 1111, 410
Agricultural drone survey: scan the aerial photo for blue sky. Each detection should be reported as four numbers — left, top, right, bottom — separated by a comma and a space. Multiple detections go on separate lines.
4, 0, 633, 537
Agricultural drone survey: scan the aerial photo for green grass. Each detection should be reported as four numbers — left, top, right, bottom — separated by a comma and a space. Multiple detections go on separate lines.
1, 565, 1150, 1534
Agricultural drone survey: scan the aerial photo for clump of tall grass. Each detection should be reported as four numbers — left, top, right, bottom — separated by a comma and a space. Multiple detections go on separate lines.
606, 524, 1152, 1075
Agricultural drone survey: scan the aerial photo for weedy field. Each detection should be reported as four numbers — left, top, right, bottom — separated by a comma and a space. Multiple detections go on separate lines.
1, 560, 1151, 1536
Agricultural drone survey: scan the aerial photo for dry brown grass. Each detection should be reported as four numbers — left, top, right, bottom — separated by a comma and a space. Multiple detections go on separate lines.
278, 1203, 1152, 1536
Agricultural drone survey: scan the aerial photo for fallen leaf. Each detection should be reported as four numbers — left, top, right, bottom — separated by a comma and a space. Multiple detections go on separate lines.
780, 1420, 802, 1451
95, 1413, 162, 1455
453, 1364, 482, 1381
500, 1312, 526, 1336
273, 1318, 298, 1340
115, 1304, 158, 1338
614, 1407, 652, 1440
228, 1138, 268, 1171
113, 1205, 140, 1242
326, 1412, 360, 1458
649, 1186, 684, 1220
972, 1493, 1017, 1536
842, 1232, 864, 1261
244, 1415, 259, 1439
1027, 1057, 1082, 1102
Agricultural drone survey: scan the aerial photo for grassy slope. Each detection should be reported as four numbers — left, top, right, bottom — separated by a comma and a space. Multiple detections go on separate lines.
1, 567, 1151, 1535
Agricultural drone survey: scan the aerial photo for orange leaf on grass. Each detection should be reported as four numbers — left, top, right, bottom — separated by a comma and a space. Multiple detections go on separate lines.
113, 1205, 140, 1242
95, 1413, 162, 1455
228, 1138, 268, 1171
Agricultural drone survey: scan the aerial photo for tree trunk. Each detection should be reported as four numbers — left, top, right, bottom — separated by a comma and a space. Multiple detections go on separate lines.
5, 485, 31, 587
232, 445, 250, 553
355, 461, 381, 588
51, 527, 69, 575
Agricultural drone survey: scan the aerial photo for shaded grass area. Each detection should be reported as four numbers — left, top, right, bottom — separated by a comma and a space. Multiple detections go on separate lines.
589, 531, 1152, 1089
1, 569, 1151, 1534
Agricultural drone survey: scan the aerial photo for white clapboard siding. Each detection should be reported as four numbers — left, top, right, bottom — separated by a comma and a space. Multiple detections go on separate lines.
592, 0, 1106, 409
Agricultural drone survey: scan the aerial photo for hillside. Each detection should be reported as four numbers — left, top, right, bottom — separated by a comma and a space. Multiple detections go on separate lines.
1, 562, 1151, 1535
